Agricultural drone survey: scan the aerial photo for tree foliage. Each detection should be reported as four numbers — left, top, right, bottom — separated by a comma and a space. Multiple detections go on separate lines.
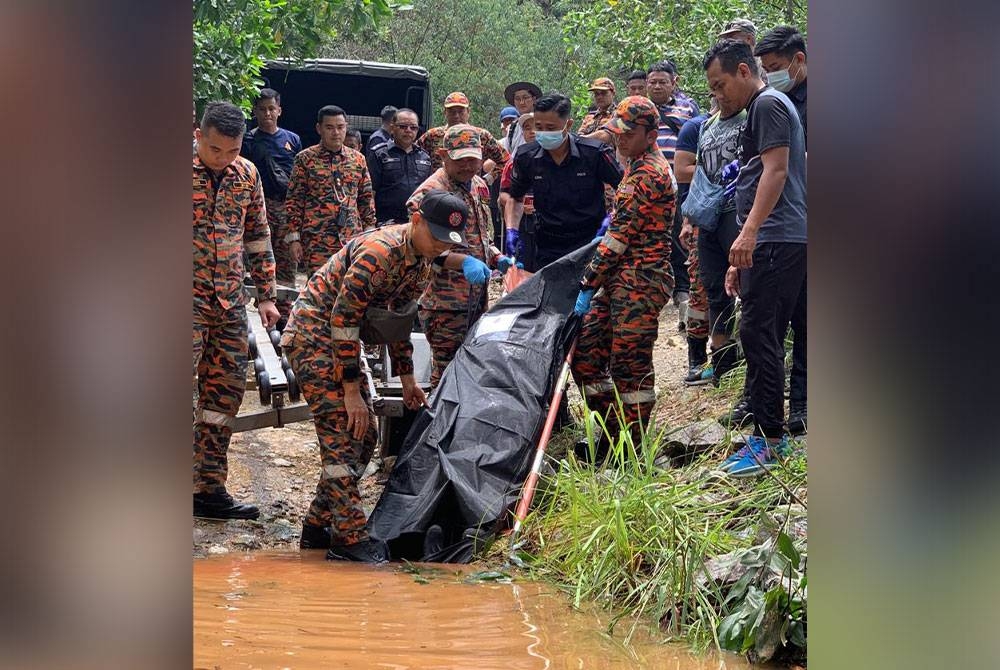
193, 0, 396, 112
557, 0, 808, 115
326, 0, 574, 129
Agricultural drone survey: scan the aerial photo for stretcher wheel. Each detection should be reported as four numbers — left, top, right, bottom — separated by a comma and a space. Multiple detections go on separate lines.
269, 329, 281, 354
280, 355, 291, 373
252, 356, 265, 375
285, 367, 300, 402
258, 370, 272, 405
248, 335, 258, 359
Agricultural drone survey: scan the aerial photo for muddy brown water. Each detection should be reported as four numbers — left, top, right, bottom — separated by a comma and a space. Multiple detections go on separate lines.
194, 552, 754, 670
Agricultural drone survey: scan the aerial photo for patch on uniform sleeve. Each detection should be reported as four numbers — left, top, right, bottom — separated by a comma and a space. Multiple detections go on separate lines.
370, 267, 388, 288
231, 180, 252, 193
619, 184, 635, 196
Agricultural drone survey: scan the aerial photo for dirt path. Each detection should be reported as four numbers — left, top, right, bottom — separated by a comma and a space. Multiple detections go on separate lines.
193, 293, 738, 557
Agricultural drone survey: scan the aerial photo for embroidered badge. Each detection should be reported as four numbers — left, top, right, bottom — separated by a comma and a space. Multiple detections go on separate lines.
371, 267, 388, 287
448, 212, 462, 226
449, 231, 462, 244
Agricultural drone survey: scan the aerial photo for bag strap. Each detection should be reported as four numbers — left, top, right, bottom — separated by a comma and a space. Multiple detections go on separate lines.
694, 112, 722, 166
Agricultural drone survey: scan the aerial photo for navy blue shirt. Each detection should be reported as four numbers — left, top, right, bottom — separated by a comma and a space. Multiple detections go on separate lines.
786, 79, 807, 148
675, 113, 709, 203
240, 127, 302, 200
368, 141, 434, 223
735, 87, 807, 244
505, 134, 623, 251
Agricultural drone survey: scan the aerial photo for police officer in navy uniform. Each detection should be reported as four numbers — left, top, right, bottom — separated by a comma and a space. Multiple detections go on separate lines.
502, 92, 623, 272
369, 108, 433, 225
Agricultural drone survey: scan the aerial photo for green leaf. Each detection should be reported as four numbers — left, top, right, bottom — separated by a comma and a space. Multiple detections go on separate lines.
776, 531, 801, 567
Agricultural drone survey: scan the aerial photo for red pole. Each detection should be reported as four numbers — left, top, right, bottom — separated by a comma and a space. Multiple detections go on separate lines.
509, 338, 577, 543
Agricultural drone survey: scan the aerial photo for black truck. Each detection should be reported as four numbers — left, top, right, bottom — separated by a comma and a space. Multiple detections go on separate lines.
259, 58, 433, 146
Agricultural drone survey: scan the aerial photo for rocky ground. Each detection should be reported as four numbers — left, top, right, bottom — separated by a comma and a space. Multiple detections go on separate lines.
193, 284, 740, 558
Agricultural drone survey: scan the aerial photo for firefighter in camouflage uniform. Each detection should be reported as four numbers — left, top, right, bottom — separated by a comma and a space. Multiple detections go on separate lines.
571, 97, 676, 459
285, 105, 377, 275
415, 92, 509, 184
192, 101, 279, 520
407, 124, 513, 387
280, 189, 490, 562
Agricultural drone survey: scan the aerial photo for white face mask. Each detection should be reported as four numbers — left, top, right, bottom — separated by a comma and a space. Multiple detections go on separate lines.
768, 60, 801, 93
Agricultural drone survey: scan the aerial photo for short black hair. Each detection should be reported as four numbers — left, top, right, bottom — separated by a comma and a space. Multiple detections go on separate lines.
627, 70, 647, 82
254, 88, 280, 107
380, 105, 398, 123
200, 101, 246, 138
318, 105, 347, 123
532, 92, 572, 119
394, 107, 418, 122
648, 60, 677, 76
703, 39, 759, 77
345, 128, 362, 142
754, 25, 807, 59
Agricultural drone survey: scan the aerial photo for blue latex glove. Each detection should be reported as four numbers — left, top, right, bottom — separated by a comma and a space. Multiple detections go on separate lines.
575, 288, 595, 316
461, 255, 491, 285
721, 159, 740, 183
505, 227, 520, 256
593, 214, 611, 241
723, 179, 738, 199
497, 255, 524, 275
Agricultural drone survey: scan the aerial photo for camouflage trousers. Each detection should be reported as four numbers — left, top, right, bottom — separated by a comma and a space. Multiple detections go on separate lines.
419, 299, 485, 388
572, 267, 673, 430
301, 234, 344, 277
192, 303, 248, 494
685, 228, 710, 340
283, 334, 377, 544
264, 197, 296, 320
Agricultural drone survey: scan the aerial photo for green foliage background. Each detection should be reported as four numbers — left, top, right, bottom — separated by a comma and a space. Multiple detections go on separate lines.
194, 0, 807, 126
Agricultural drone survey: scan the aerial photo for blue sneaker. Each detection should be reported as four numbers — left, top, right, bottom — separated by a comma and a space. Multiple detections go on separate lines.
722, 436, 791, 477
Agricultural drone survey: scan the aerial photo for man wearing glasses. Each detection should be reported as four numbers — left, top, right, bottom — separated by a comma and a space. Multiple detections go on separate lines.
368, 108, 433, 225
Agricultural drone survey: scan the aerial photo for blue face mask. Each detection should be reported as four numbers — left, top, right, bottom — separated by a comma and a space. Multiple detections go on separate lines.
768, 68, 792, 92
535, 130, 566, 150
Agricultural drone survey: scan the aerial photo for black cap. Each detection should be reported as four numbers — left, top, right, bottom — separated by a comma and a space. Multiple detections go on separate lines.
418, 190, 469, 247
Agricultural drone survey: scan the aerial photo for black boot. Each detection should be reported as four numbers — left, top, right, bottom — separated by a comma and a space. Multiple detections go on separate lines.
787, 403, 807, 436
683, 336, 712, 386
717, 395, 754, 429
711, 340, 740, 384
193, 491, 260, 520
299, 523, 332, 549
327, 537, 390, 564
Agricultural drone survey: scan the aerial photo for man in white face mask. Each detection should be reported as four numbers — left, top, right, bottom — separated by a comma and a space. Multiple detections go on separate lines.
754, 26, 807, 146
753, 24, 808, 437
501, 92, 624, 272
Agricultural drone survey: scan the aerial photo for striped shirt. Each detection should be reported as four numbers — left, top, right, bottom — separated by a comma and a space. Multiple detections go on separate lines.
655, 98, 699, 167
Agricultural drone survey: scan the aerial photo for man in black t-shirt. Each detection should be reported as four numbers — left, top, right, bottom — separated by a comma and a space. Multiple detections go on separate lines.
704, 40, 807, 477
755, 25, 808, 435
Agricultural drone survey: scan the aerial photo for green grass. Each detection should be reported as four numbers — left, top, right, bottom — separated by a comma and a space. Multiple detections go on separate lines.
509, 408, 807, 662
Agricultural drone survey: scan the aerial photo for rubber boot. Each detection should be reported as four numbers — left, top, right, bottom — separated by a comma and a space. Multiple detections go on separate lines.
193, 491, 259, 520
684, 336, 712, 386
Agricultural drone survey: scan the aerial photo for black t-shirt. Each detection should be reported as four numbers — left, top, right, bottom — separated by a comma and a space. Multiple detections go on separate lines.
505, 134, 623, 250
734, 87, 807, 244
240, 127, 302, 200
368, 141, 434, 223
786, 79, 807, 148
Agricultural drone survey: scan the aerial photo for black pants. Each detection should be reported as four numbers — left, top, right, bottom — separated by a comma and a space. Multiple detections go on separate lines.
697, 209, 741, 337
789, 267, 807, 407
670, 207, 690, 295
739, 243, 807, 438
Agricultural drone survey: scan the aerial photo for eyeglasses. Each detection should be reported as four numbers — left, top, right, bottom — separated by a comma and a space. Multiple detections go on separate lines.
395, 124, 418, 130
513, 94, 535, 103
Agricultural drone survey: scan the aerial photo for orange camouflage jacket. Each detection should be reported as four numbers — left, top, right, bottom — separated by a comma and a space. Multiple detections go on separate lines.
406, 168, 500, 312
416, 125, 509, 181
193, 154, 276, 311
279, 224, 431, 383
583, 145, 676, 290
284, 144, 376, 255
